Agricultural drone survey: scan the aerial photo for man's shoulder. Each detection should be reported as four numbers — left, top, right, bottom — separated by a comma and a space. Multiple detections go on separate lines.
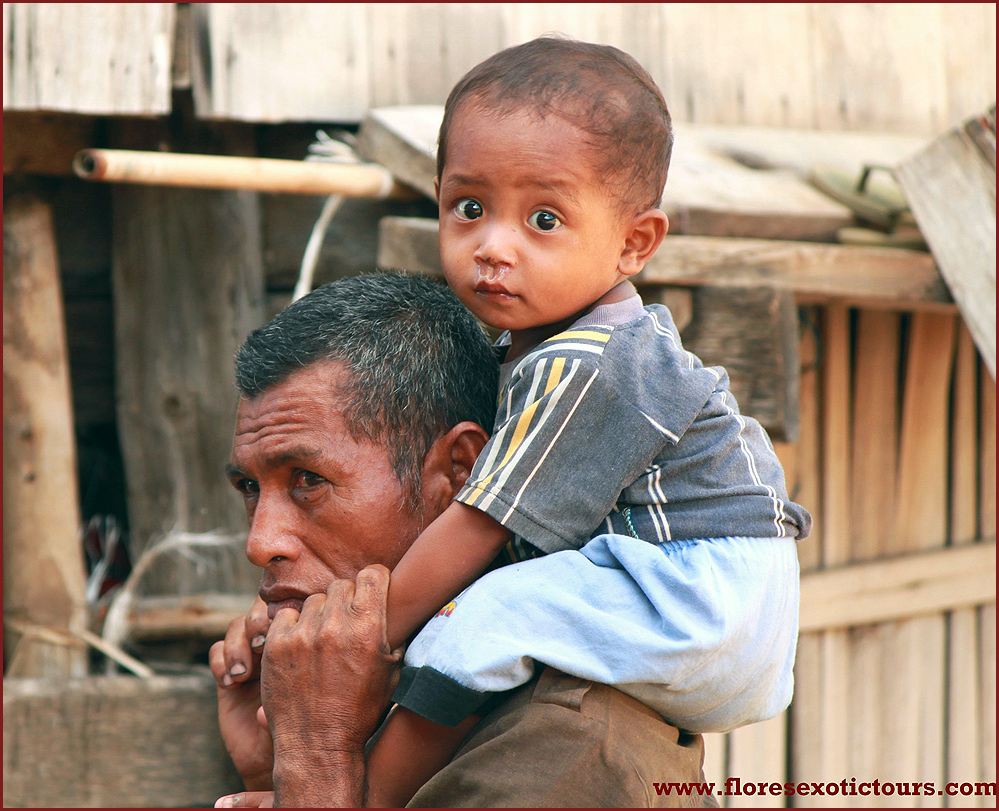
407, 668, 717, 808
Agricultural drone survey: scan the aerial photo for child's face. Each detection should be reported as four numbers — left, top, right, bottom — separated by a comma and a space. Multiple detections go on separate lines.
437, 103, 639, 335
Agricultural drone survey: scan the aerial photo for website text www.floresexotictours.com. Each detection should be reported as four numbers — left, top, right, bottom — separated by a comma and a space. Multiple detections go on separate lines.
653, 778, 998, 800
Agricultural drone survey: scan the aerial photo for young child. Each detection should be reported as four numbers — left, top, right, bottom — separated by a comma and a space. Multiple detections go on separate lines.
368, 35, 811, 806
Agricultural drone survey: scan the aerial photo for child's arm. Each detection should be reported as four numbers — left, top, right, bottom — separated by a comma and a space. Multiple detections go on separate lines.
385, 500, 511, 650
365, 707, 480, 808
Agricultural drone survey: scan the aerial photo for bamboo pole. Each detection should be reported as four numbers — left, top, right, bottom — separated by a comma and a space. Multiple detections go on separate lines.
73, 148, 419, 198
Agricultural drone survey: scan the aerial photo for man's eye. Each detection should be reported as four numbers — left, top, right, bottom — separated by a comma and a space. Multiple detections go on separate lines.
236, 478, 259, 496
296, 470, 325, 488
454, 198, 483, 221
529, 210, 562, 231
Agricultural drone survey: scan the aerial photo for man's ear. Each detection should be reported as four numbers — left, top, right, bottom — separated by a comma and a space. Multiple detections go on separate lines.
618, 208, 669, 277
433, 176, 441, 203
419, 421, 490, 515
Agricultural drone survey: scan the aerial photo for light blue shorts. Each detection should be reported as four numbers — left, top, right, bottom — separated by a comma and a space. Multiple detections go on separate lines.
400, 534, 800, 732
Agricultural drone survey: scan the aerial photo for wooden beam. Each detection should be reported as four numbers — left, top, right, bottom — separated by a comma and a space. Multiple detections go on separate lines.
896, 108, 996, 379
2, 194, 88, 677
377, 216, 954, 310
3, 675, 242, 808
126, 594, 252, 641
799, 540, 996, 633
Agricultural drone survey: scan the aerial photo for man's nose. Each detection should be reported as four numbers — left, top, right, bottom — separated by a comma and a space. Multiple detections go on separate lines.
244, 495, 301, 567
473, 223, 518, 272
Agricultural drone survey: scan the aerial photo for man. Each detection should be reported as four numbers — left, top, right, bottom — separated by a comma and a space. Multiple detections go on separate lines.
211, 272, 718, 807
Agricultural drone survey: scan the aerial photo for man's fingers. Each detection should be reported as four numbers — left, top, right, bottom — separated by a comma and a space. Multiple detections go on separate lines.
217, 612, 257, 687
245, 596, 271, 652
215, 790, 274, 808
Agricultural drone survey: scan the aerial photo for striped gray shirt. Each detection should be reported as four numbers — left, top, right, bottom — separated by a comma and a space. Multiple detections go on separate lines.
456, 291, 812, 555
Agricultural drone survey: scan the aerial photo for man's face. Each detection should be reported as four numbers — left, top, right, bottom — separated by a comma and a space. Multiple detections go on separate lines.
226, 360, 429, 619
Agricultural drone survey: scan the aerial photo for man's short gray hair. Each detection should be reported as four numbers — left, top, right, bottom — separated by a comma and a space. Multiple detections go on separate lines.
235, 272, 499, 508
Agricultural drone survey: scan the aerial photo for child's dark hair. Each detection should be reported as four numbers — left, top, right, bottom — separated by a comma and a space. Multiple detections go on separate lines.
437, 35, 673, 212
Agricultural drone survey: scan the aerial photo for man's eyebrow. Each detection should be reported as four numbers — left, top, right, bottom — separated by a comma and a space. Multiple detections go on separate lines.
225, 447, 321, 479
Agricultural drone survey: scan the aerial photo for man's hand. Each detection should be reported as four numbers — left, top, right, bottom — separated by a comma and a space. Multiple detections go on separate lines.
209, 596, 274, 791
215, 790, 274, 808
260, 565, 404, 807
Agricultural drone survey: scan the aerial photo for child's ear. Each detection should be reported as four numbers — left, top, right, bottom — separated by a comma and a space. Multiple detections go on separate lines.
433, 176, 441, 202
618, 208, 669, 277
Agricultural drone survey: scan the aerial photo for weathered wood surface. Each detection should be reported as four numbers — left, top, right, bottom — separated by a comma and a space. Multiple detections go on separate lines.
2, 674, 242, 808
2, 3, 174, 115
896, 108, 996, 379
2, 195, 89, 678
798, 541, 995, 634
154, 4, 997, 134
357, 105, 929, 243
377, 216, 954, 310
678, 287, 799, 441
111, 124, 266, 562
192, 3, 371, 122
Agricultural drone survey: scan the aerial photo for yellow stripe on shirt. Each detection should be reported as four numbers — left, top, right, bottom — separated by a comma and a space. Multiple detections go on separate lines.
548, 329, 612, 344
465, 358, 569, 505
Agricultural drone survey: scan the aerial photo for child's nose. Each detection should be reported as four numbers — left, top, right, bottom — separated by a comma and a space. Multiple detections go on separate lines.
473, 224, 517, 270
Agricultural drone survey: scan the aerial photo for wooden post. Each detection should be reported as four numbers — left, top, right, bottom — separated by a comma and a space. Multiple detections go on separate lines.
2, 195, 88, 676
110, 122, 266, 576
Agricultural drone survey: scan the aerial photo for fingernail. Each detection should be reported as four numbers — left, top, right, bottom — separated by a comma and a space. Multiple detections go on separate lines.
221, 673, 233, 687
251, 634, 266, 649
229, 662, 247, 677
215, 796, 235, 808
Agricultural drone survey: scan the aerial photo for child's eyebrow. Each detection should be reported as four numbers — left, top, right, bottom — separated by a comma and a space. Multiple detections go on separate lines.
442, 174, 580, 205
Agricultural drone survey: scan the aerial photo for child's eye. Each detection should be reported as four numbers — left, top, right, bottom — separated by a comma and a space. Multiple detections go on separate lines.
529, 210, 562, 231
454, 198, 484, 220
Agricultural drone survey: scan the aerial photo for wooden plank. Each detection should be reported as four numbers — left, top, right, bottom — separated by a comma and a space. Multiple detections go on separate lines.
367, 4, 504, 109
886, 312, 957, 806
2, 675, 242, 807
896, 109, 996, 379
2, 194, 88, 678
725, 713, 787, 808
2, 112, 98, 176
355, 106, 926, 242
947, 326, 983, 805
679, 286, 799, 441
811, 305, 852, 795
846, 310, 901, 801
797, 541, 995, 633
660, 3, 814, 130
980, 370, 996, 788
788, 309, 822, 798
941, 4, 997, 130
378, 216, 954, 310
809, 4, 948, 135
2, 3, 174, 115
126, 593, 252, 641
701, 733, 727, 808
191, 3, 369, 121
356, 105, 442, 200
110, 123, 266, 562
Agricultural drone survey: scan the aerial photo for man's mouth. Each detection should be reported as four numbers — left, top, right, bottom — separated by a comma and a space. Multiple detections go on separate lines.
259, 586, 308, 620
